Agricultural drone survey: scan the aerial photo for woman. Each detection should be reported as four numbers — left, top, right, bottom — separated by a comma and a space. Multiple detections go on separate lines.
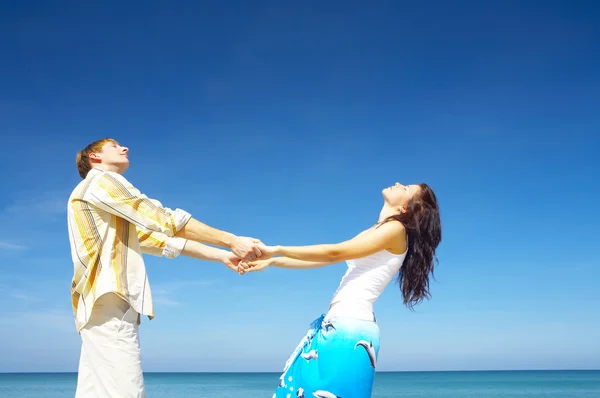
249, 182, 442, 398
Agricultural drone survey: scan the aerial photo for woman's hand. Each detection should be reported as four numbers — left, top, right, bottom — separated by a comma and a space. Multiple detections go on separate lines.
255, 242, 280, 259
246, 259, 272, 273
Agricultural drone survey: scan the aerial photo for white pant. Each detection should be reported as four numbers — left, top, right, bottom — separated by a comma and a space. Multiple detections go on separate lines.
75, 293, 146, 398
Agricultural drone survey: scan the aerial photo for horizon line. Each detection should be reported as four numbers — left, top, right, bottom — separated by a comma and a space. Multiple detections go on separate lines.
1, 369, 599, 375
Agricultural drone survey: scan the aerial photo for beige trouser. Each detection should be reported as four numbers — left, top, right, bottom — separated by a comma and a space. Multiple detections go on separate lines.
75, 293, 146, 398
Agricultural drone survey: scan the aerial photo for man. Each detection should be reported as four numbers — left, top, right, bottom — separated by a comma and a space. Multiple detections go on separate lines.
68, 138, 263, 397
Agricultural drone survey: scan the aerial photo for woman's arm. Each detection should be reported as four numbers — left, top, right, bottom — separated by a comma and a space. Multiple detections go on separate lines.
247, 257, 338, 272
262, 221, 405, 263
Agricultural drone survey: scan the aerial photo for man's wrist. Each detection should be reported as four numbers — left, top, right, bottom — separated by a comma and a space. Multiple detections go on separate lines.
221, 232, 236, 248
212, 249, 228, 263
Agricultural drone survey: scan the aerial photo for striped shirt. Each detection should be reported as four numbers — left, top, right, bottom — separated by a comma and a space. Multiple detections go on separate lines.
67, 168, 191, 332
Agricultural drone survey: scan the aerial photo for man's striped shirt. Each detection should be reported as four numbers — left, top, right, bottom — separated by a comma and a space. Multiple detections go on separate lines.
67, 168, 190, 332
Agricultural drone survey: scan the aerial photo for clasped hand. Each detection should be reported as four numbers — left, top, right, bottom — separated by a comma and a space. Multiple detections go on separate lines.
221, 239, 277, 275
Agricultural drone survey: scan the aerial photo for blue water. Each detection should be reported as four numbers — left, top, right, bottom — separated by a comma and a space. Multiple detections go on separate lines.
0, 371, 599, 397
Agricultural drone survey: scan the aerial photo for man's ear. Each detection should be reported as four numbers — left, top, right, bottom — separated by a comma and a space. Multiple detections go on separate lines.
89, 152, 101, 163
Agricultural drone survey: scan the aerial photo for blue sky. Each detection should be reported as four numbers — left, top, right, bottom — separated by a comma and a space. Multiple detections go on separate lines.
0, 1, 598, 372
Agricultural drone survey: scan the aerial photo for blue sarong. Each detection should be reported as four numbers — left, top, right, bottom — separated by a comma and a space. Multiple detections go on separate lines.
274, 313, 380, 398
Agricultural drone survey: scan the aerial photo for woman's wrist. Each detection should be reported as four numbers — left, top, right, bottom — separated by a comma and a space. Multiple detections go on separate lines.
273, 245, 283, 257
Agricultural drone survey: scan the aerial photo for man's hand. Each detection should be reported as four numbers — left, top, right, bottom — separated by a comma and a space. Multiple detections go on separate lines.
230, 236, 263, 262
217, 251, 248, 275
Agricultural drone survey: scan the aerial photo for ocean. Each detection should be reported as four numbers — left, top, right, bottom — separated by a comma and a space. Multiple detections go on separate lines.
0, 370, 598, 397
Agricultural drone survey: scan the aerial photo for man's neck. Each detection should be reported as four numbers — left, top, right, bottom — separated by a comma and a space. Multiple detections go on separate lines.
93, 164, 122, 174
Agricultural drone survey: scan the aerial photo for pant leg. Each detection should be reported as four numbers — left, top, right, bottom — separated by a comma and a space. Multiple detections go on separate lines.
75, 339, 95, 398
75, 293, 146, 398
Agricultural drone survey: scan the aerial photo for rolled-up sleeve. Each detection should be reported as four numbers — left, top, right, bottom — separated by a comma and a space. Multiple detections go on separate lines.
85, 171, 191, 236
137, 228, 187, 258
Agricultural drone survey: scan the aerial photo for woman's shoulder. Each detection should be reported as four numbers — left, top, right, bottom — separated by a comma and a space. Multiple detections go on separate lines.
356, 220, 405, 237
373, 220, 406, 254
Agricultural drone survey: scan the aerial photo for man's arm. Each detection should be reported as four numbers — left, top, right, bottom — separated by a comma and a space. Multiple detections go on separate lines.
136, 228, 246, 273
136, 228, 187, 258
174, 218, 262, 261
84, 171, 262, 261
85, 171, 189, 236
174, 218, 234, 248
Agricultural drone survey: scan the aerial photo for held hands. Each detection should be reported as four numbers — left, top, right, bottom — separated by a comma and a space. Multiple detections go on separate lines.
245, 242, 280, 273
230, 236, 268, 262
244, 242, 279, 273
225, 237, 279, 275
254, 242, 278, 259
217, 251, 249, 275
245, 258, 272, 273
217, 252, 271, 275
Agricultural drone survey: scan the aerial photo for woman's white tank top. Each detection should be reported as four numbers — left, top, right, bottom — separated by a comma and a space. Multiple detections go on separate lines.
326, 247, 407, 321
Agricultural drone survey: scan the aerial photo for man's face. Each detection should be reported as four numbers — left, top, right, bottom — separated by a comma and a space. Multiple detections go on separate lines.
91, 141, 130, 172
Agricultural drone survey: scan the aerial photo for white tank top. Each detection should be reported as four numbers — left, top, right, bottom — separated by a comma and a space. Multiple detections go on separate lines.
326, 248, 407, 321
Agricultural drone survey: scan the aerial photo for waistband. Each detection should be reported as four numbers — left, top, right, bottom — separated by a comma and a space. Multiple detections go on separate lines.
325, 300, 375, 322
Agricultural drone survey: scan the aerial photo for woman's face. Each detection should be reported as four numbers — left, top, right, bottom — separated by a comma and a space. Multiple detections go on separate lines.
382, 182, 421, 209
